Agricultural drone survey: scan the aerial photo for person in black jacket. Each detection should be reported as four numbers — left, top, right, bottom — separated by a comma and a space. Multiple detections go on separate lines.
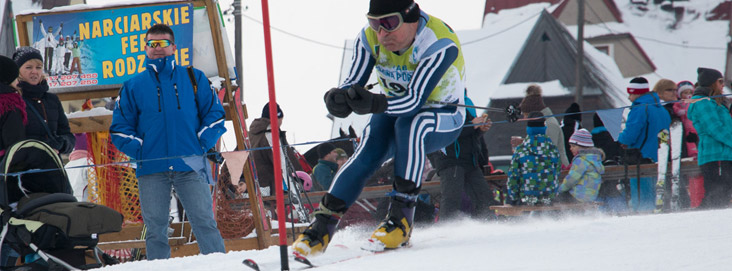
12, 47, 74, 154
562, 103, 582, 161
428, 109, 497, 221
591, 113, 628, 213
0, 55, 26, 160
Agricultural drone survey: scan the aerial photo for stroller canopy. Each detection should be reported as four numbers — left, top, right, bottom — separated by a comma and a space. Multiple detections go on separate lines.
1, 140, 71, 206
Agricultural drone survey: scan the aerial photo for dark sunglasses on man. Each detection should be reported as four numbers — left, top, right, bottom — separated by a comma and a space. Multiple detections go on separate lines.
146, 39, 173, 48
366, 2, 417, 32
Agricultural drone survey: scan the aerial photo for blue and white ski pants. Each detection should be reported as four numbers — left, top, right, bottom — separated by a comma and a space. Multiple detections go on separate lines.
329, 107, 464, 208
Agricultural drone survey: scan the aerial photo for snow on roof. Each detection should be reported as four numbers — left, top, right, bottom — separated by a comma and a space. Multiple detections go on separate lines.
13, 0, 187, 16
66, 107, 112, 118
490, 80, 568, 99
460, 3, 630, 108
457, 3, 549, 108
582, 1, 729, 83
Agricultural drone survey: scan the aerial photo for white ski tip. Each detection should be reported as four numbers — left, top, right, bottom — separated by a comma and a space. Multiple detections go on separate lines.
361, 238, 386, 252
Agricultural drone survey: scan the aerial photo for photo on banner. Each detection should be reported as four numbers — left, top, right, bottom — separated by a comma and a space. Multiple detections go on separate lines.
29, 3, 194, 89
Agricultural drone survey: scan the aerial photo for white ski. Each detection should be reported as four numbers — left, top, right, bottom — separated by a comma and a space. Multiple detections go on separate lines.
669, 121, 683, 211
655, 129, 670, 213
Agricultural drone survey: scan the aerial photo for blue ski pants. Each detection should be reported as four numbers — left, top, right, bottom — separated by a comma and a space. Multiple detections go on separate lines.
329, 108, 464, 208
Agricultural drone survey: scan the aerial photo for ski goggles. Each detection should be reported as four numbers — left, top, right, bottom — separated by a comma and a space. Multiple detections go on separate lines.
366, 3, 416, 32
146, 39, 173, 48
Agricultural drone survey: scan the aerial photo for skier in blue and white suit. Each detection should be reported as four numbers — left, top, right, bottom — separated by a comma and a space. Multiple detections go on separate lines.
293, 0, 465, 256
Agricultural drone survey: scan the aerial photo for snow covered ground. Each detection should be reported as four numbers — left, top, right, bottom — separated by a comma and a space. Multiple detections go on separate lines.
98, 208, 732, 270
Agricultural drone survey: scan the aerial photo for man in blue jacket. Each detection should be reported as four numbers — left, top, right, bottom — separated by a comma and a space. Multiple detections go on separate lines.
618, 77, 671, 212
110, 24, 226, 260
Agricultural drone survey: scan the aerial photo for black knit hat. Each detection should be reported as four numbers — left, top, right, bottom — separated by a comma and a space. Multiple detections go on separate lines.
564, 102, 581, 122
369, 0, 420, 23
697, 67, 722, 87
261, 102, 283, 119
12, 46, 43, 68
0, 55, 18, 85
527, 112, 545, 127
317, 143, 336, 159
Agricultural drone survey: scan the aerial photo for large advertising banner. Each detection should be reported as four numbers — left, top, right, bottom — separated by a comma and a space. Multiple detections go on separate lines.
30, 3, 193, 89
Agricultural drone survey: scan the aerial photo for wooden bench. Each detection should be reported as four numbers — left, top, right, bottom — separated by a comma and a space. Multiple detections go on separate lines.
490, 203, 601, 217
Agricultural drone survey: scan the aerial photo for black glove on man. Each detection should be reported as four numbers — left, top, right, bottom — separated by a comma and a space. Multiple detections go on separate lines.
345, 84, 387, 115
324, 88, 352, 118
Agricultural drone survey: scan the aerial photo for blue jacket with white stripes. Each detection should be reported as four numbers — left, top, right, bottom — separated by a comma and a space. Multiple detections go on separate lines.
339, 11, 466, 118
110, 55, 226, 177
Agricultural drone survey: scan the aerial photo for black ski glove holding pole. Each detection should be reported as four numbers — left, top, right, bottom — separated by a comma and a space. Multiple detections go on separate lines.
346, 84, 387, 115
324, 88, 352, 118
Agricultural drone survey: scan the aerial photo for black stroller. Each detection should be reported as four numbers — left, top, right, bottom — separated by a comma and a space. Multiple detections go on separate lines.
1, 140, 123, 270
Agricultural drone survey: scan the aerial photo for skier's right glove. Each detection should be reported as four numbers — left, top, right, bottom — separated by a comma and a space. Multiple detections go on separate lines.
686, 133, 698, 143
345, 84, 387, 115
324, 88, 352, 118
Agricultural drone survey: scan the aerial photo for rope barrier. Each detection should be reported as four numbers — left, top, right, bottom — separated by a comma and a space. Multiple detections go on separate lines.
3, 93, 730, 177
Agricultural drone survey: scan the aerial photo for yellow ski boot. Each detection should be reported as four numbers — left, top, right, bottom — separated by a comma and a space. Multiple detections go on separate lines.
292, 202, 343, 256
367, 194, 416, 250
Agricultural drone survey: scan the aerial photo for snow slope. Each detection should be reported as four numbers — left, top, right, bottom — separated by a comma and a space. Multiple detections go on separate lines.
98, 208, 732, 270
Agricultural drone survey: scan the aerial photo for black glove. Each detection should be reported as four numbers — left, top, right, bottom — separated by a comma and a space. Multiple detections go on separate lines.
47, 138, 63, 152
56, 136, 74, 154
345, 84, 387, 115
686, 133, 698, 143
206, 148, 224, 164
324, 88, 352, 118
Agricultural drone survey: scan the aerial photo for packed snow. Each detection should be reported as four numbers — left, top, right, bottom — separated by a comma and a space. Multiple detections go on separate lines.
98, 209, 732, 270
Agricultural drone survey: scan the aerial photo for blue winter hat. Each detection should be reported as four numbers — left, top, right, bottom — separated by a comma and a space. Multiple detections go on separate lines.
261, 102, 283, 119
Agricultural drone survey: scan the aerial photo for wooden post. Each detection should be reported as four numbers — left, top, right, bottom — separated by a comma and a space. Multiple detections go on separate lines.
202, 0, 271, 249
575, 0, 585, 106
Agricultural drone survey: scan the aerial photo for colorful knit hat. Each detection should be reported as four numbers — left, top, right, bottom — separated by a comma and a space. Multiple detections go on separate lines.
627, 77, 649, 95
676, 80, 694, 98
569, 128, 594, 147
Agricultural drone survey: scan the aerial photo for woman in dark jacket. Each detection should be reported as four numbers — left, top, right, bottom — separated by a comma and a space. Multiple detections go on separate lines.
0, 55, 26, 159
12, 46, 74, 154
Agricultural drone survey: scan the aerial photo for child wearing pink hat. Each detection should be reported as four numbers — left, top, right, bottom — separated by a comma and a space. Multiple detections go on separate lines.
556, 129, 606, 203
672, 80, 698, 158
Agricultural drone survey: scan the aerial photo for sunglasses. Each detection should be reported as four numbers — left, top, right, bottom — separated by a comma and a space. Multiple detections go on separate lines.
146, 39, 173, 48
367, 2, 416, 32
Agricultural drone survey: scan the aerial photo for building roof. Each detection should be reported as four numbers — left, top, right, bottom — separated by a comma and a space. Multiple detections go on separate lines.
552, 0, 624, 23
587, 32, 657, 71
484, 0, 560, 15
